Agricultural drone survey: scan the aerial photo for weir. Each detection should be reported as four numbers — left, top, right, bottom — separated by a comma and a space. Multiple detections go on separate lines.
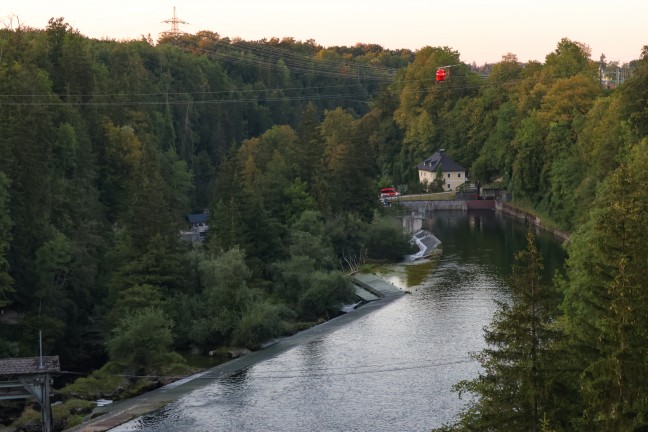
397, 199, 495, 214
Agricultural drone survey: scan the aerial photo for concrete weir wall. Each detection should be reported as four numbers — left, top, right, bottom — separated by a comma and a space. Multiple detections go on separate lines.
398, 200, 466, 213
398, 199, 495, 213
397, 198, 569, 242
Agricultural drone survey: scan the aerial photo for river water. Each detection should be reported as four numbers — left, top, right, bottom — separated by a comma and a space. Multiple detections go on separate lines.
113, 210, 566, 432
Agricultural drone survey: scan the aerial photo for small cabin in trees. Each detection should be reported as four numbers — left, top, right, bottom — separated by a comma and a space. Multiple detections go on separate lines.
417, 150, 466, 191
180, 212, 209, 243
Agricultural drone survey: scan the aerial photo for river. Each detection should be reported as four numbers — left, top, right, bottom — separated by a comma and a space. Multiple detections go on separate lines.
112, 210, 567, 432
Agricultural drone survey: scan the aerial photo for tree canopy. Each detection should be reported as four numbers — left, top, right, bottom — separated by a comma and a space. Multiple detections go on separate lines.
1, 21, 648, 429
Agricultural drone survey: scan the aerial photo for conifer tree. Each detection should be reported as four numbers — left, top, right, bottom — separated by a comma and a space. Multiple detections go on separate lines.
0, 172, 14, 308
440, 231, 562, 432
561, 139, 648, 431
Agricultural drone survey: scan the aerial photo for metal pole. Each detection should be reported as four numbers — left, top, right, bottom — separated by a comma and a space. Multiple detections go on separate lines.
39, 330, 43, 369
42, 374, 52, 432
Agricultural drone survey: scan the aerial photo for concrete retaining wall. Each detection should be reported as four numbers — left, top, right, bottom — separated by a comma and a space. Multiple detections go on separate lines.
466, 200, 495, 210
495, 201, 570, 241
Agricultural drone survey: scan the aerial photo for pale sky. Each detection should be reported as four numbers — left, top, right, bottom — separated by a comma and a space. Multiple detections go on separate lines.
4, 0, 647, 65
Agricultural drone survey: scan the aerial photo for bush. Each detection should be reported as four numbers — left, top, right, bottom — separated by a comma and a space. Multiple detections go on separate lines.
58, 367, 127, 400
52, 399, 96, 428
365, 216, 415, 261
232, 301, 295, 349
8, 405, 40, 431
107, 307, 185, 374
298, 271, 355, 320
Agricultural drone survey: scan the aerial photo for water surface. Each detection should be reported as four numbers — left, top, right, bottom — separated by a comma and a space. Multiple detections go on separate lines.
114, 210, 566, 432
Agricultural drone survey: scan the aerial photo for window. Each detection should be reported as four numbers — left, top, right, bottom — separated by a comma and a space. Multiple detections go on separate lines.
447, 173, 450, 178
458, 173, 461, 178
447, 184, 451, 189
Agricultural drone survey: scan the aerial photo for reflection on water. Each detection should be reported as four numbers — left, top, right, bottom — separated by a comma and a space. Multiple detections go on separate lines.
377, 258, 439, 291
113, 210, 566, 432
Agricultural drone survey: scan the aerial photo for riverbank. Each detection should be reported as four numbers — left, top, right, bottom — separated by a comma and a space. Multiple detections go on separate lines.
397, 197, 570, 242
495, 201, 570, 241
66, 274, 405, 432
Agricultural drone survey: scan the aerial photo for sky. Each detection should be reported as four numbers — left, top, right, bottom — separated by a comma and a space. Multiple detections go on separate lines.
4, 0, 647, 65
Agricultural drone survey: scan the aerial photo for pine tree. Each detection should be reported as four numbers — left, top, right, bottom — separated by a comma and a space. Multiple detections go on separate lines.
441, 231, 562, 431
561, 139, 648, 431
0, 172, 14, 307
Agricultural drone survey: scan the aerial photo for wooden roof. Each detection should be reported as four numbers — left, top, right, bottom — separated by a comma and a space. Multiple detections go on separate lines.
0, 356, 60, 376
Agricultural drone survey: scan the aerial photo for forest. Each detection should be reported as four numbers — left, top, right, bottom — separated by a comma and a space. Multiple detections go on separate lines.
1, 16, 648, 431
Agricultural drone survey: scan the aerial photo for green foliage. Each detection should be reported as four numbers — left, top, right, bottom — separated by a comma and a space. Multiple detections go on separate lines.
431, 166, 445, 192
107, 284, 165, 327
232, 301, 295, 349
510, 115, 545, 202
192, 247, 259, 346
51, 399, 96, 428
59, 367, 128, 400
107, 307, 183, 374
34, 232, 73, 310
282, 179, 318, 224
4, 23, 648, 424
441, 231, 566, 431
365, 216, 414, 261
543, 38, 597, 79
201, 247, 254, 312
298, 271, 355, 320
619, 46, 648, 137
325, 213, 369, 260
8, 405, 41, 431
561, 139, 648, 430
273, 254, 317, 305
0, 171, 13, 307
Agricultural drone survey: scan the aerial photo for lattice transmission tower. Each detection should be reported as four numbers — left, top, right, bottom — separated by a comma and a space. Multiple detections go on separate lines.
160, 7, 188, 38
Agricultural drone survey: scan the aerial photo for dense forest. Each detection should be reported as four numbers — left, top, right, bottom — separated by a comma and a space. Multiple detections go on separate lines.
1, 16, 648, 431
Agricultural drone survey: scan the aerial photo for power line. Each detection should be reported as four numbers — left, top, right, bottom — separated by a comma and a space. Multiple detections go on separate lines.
0, 54, 587, 107
181, 37, 401, 77
56, 357, 474, 382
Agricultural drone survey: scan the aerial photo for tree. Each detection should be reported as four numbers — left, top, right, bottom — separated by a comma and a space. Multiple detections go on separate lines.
107, 307, 183, 374
194, 247, 258, 346
561, 139, 648, 431
441, 231, 563, 432
365, 216, 413, 261
0, 172, 13, 307
543, 38, 596, 80
510, 115, 545, 203
298, 271, 355, 320
431, 165, 445, 192
99, 122, 143, 222
29, 232, 74, 349
232, 301, 294, 349
293, 103, 324, 187
619, 46, 648, 138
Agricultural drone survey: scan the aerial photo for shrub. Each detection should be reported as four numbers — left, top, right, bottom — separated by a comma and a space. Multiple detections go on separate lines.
298, 271, 355, 320
58, 367, 127, 400
107, 307, 184, 374
365, 216, 415, 261
232, 301, 295, 349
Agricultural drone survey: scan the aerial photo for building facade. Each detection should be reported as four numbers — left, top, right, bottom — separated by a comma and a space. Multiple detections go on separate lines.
417, 150, 466, 191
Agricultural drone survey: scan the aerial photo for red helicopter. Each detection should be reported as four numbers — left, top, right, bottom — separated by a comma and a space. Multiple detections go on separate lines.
436, 65, 459, 82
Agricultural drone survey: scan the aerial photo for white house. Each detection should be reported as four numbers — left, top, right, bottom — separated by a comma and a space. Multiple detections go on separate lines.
417, 150, 467, 191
